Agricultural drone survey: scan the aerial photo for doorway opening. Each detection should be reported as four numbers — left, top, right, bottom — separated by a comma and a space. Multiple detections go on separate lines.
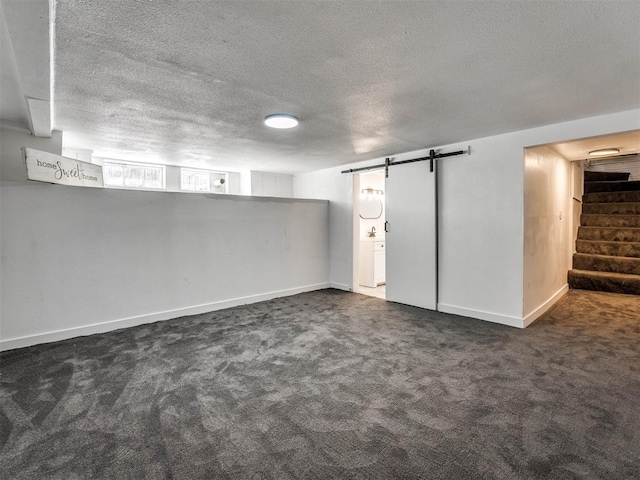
552, 130, 640, 296
351, 156, 439, 309
354, 170, 386, 299
523, 129, 640, 323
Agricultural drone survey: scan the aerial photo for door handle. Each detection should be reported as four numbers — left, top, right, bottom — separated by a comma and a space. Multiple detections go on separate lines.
384, 221, 389, 233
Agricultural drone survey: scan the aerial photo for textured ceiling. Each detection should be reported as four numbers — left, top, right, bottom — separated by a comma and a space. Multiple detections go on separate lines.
53, 0, 640, 173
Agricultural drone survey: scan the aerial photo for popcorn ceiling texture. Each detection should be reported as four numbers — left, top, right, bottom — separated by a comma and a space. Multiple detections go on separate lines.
53, 1, 640, 172
1, 288, 639, 478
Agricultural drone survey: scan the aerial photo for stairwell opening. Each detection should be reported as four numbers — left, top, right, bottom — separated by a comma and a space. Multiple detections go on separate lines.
570, 161, 640, 295
524, 130, 640, 322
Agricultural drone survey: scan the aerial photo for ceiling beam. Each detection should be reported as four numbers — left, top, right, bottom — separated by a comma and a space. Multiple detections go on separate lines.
26, 96, 50, 137
1, 0, 52, 137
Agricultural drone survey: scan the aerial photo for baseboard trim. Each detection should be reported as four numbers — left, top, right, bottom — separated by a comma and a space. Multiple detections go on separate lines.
523, 284, 569, 327
437, 303, 524, 328
0, 282, 331, 352
330, 282, 351, 291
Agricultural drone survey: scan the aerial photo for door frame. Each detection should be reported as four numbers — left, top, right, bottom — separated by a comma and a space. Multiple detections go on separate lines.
352, 173, 361, 293
352, 170, 387, 295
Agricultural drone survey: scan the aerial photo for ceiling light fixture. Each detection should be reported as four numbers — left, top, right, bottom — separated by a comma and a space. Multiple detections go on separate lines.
588, 148, 620, 157
361, 187, 384, 197
264, 114, 299, 129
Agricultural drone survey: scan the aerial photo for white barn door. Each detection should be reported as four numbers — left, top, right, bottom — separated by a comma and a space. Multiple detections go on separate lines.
385, 161, 437, 310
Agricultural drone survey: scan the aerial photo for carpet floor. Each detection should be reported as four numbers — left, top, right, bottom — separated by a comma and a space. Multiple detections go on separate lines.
1, 289, 639, 479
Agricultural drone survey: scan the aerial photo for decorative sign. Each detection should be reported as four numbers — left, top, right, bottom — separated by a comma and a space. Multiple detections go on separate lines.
23, 148, 104, 188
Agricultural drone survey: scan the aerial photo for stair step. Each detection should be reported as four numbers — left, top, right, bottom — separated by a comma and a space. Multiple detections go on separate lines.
580, 214, 640, 228
577, 227, 640, 242
584, 180, 640, 194
568, 269, 640, 295
576, 240, 640, 258
583, 191, 640, 203
584, 171, 631, 182
582, 202, 640, 215
573, 253, 640, 275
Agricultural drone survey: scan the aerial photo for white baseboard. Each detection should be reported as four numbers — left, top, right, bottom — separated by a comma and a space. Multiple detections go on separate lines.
0, 282, 330, 352
523, 284, 568, 327
437, 303, 524, 329
330, 282, 351, 291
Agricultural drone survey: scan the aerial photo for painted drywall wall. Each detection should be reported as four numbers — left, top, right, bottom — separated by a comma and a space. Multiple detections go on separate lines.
0, 184, 329, 349
294, 137, 525, 324
293, 167, 356, 290
523, 146, 573, 324
435, 133, 525, 326
61, 147, 93, 162
251, 171, 293, 197
0, 127, 329, 349
293, 109, 640, 327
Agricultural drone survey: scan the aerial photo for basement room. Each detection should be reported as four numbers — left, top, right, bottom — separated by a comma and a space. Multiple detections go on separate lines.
1, 1, 639, 478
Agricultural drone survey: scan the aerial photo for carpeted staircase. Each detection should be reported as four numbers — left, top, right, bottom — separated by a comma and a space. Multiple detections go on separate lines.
568, 170, 640, 295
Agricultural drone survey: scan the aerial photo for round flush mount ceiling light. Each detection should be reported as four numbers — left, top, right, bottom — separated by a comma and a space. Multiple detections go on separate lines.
589, 148, 620, 157
264, 114, 299, 129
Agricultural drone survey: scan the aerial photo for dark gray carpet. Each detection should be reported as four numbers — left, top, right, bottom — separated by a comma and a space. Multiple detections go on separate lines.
1, 289, 639, 479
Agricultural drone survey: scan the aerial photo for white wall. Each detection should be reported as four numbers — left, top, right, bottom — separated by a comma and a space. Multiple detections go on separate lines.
523, 146, 573, 325
0, 186, 329, 350
293, 109, 640, 327
0, 127, 330, 350
294, 167, 357, 290
436, 134, 523, 326
227, 172, 241, 195
61, 147, 93, 162
251, 171, 293, 198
